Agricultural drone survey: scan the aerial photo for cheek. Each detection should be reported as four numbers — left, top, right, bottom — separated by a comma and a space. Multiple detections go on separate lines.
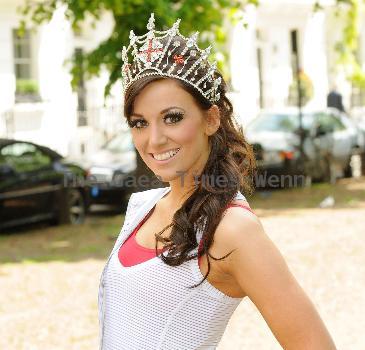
177, 122, 203, 146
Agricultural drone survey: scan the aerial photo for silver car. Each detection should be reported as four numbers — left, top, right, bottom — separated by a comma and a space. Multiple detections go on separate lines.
245, 108, 363, 187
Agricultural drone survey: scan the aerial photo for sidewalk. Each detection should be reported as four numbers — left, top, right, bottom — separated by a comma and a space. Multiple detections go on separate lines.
1, 181, 364, 349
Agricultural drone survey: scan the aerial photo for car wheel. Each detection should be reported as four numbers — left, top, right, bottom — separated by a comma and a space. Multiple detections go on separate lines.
343, 157, 352, 178
56, 189, 86, 225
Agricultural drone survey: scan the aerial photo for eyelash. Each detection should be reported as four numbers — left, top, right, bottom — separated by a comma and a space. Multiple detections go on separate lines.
128, 112, 184, 129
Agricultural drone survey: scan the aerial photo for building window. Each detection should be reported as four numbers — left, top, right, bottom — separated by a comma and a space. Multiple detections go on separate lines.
13, 29, 32, 79
12, 29, 40, 102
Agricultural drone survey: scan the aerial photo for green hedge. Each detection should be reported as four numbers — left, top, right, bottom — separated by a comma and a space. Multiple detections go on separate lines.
16, 79, 39, 94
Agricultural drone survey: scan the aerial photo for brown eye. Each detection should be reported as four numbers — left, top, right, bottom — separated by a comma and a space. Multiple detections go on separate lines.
128, 119, 146, 129
164, 112, 184, 124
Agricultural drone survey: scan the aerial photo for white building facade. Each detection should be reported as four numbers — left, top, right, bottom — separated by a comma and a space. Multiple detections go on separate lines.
229, 0, 358, 125
0, 0, 124, 158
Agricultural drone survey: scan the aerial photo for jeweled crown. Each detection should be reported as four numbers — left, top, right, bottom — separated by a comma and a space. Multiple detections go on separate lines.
121, 13, 221, 104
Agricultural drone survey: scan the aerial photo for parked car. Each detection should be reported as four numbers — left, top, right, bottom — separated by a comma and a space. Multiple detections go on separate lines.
339, 113, 365, 177
72, 129, 137, 209
0, 138, 90, 231
359, 119, 365, 174
351, 114, 365, 175
245, 108, 362, 187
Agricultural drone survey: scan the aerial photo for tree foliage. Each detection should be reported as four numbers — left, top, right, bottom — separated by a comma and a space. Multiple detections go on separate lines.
18, 0, 365, 94
338, 0, 365, 88
316, 0, 365, 88
18, 0, 259, 97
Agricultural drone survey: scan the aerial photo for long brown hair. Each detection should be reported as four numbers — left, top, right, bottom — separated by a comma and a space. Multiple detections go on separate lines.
123, 35, 256, 288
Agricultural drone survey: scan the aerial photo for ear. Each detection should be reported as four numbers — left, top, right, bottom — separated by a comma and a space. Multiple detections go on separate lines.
204, 104, 221, 136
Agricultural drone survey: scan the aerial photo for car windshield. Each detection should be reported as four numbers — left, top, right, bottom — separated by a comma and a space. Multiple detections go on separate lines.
247, 113, 314, 132
102, 132, 134, 153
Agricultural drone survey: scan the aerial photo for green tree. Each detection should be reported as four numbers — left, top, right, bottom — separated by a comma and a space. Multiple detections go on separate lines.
315, 0, 365, 89
18, 0, 259, 98
19, 1, 365, 95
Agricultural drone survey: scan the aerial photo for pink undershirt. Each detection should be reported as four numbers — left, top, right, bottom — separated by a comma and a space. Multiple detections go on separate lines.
118, 203, 255, 267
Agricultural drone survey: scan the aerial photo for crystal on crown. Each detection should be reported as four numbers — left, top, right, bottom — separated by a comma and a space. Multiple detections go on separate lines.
121, 12, 221, 104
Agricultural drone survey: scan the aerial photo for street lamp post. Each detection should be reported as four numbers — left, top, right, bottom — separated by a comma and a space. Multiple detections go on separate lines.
291, 30, 307, 185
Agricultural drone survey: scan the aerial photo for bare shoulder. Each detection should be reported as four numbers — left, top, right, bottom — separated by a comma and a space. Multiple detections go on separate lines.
214, 199, 275, 275
218, 199, 264, 246
213, 200, 338, 349
215, 199, 299, 306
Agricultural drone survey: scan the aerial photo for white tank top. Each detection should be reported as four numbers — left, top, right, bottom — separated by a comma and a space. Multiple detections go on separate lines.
98, 186, 247, 350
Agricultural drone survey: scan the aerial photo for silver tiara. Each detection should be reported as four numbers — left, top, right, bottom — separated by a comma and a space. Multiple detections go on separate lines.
121, 13, 221, 104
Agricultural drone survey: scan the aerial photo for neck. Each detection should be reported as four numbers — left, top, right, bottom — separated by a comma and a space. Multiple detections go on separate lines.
163, 181, 196, 210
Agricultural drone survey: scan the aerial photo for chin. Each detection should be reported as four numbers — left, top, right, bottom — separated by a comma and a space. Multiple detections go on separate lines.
154, 170, 182, 183
145, 159, 186, 181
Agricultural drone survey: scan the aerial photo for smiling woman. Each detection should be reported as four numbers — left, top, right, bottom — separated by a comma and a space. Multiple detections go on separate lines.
98, 13, 337, 350
126, 79, 225, 183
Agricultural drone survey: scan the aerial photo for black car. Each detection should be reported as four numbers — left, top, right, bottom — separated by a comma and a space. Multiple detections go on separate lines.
71, 129, 137, 209
0, 138, 90, 231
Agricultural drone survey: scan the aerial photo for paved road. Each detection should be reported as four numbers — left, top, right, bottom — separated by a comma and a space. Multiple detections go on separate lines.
218, 207, 365, 350
0, 207, 364, 349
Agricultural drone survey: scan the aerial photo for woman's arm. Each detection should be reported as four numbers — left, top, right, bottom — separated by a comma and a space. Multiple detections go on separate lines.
217, 208, 337, 350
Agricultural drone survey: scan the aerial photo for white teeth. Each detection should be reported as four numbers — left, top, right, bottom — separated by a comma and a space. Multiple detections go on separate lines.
153, 148, 179, 161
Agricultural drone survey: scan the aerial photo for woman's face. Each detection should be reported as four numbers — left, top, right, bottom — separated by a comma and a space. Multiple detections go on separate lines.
128, 79, 217, 184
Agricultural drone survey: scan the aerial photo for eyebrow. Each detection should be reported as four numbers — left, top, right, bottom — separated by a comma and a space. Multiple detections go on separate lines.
130, 106, 184, 118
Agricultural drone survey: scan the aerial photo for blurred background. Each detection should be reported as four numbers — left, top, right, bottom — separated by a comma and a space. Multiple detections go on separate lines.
0, 1, 364, 349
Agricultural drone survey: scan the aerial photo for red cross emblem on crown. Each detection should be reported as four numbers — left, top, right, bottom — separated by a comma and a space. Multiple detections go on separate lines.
138, 38, 163, 64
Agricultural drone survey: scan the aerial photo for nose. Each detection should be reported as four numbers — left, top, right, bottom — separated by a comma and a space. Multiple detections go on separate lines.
148, 122, 168, 150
